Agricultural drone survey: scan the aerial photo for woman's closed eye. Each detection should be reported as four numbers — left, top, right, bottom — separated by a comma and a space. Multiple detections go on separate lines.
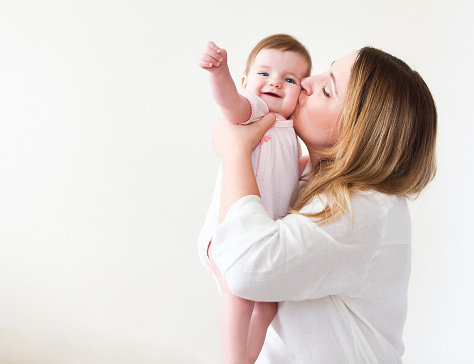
322, 86, 330, 97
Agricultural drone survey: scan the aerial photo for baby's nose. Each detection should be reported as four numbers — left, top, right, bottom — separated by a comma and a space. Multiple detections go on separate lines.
268, 78, 282, 88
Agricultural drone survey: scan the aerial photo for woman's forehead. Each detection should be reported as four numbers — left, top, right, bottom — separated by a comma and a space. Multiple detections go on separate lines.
333, 52, 358, 71
331, 52, 358, 94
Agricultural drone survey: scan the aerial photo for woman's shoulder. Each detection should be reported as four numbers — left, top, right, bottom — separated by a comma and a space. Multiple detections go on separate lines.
299, 190, 409, 227
352, 191, 411, 239
352, 190, 408, 215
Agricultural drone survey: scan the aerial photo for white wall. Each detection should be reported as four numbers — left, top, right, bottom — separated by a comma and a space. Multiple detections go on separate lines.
0, 0, 472, 363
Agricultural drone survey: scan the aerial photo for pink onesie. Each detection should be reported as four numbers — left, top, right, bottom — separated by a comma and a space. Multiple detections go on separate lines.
198, 90, 301, 270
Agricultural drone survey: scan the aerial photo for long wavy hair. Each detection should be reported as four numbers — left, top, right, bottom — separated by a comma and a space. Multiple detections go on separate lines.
291, 47, 437, 224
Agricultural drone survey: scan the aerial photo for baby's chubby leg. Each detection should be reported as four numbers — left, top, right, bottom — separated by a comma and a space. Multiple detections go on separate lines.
219, 293, 255, 364
248, 302, 278, 363
208, 251, 255, 364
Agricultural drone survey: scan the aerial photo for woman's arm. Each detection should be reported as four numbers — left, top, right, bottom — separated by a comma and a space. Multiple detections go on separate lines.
218, 153, 258, 223
211, 193, 409, 302
212, 113, 277, 222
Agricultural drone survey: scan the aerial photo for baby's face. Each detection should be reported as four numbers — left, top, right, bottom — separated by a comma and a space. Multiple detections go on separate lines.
242, 49, 308, 119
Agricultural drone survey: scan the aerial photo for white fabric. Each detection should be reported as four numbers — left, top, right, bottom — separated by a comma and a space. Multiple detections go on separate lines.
197, 90, 300, 270
211, 191, 411, 363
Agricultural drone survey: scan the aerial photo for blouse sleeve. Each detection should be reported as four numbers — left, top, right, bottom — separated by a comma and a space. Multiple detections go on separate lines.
211, 194, 396, 302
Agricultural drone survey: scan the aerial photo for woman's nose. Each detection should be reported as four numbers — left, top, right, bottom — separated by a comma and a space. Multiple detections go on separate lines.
301, 76, 315, 95
268, 78, 282, 88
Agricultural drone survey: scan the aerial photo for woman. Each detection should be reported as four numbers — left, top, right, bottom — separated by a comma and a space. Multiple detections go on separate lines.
208, 47, 437, 363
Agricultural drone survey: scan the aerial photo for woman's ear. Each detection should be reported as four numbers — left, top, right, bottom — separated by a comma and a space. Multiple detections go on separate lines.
241, 76, 248, 89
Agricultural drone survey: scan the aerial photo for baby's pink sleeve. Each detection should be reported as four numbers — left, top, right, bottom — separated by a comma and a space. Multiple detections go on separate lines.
238, 89, 269, 125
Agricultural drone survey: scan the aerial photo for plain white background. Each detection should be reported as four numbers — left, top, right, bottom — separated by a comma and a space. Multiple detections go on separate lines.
0, 0, 473, 363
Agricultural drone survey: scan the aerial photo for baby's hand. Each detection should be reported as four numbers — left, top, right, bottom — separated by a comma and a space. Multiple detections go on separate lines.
199, 41, 228, 72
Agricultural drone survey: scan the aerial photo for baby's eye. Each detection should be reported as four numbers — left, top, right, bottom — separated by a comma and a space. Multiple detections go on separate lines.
258, 72, 269, 77
285, 78, 296, 84
322, 86, 330, 97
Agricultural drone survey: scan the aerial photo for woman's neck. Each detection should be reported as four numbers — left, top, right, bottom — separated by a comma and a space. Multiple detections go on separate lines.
308, 150, 326, 168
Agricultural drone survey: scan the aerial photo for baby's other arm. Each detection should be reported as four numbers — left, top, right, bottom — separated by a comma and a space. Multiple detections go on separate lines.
199, 41, 251, 123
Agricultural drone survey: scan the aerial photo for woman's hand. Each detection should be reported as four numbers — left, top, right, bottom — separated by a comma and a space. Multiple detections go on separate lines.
212, 113, 276, 162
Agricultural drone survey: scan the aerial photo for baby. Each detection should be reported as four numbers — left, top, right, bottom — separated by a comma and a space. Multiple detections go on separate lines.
198, 34, 312, 363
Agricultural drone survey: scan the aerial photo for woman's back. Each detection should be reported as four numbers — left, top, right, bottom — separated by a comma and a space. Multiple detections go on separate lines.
214, 191, 411, 363
275, 193, 410, 363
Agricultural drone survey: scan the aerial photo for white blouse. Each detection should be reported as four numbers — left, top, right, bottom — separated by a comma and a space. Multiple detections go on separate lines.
211, 192, 411, 363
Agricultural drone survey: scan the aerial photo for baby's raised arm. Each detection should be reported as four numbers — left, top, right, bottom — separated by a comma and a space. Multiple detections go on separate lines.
199, 41, 251, 124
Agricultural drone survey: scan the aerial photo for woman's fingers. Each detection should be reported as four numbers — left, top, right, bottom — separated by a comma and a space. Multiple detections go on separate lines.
249, 113, 276, 141
212, 113, 277, 161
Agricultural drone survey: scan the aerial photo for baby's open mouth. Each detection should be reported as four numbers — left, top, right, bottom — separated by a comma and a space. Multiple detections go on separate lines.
263, 92, 281, 98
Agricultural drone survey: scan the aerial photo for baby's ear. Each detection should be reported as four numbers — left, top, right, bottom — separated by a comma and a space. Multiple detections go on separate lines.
241, 76, 248, 89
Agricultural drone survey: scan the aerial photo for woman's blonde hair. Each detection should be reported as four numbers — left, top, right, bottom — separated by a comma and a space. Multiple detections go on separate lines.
244, 34, 312, 77
292, 47, 437, 224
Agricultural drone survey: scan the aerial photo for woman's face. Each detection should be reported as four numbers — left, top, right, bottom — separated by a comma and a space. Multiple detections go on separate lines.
292, 52, 358, 162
